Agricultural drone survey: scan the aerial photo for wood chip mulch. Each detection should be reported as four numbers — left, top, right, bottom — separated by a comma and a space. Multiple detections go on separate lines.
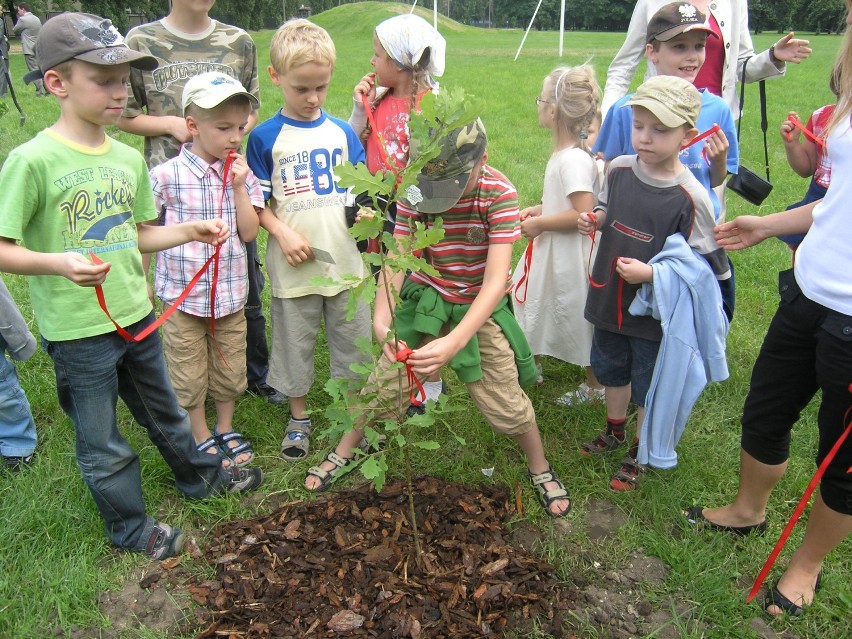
189, 476, 575, 638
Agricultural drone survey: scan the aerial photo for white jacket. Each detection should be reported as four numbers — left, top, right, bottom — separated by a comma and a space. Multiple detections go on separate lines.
602, 0, 785, 118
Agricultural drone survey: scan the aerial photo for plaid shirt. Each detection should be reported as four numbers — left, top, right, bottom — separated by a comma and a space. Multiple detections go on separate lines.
150, 144, 264, 318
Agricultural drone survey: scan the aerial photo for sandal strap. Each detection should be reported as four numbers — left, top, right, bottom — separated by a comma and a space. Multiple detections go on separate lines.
529, 467, 571, 516
285, 419, 312, 437
196, 436, 222, 454
581, 430, 626, 453
306, 451, 354, 490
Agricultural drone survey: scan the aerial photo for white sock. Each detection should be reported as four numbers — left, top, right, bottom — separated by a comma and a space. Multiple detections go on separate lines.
423, 379, 445, 403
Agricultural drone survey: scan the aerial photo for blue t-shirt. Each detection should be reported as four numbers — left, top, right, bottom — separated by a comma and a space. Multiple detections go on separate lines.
593, 89, 738, 221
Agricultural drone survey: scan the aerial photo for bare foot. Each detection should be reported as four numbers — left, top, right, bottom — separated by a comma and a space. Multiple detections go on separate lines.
701, 505, 765, 528
765, 568, 820, 616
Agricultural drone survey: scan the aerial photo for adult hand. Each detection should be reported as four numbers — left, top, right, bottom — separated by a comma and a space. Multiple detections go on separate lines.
772, 33, 812, 64
714, 216, 766, 251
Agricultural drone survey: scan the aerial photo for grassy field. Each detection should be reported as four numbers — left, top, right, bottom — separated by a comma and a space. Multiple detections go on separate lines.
0, 2, 850, 637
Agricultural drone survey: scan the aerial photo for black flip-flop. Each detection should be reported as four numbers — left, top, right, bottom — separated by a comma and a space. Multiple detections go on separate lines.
684, 505, 767, 536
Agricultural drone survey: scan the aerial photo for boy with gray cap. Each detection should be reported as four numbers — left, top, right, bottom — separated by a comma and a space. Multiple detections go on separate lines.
304, 119, 572, 519
577, 75, 721, 491
150, 71, 264, 471
0, 13, 262, 560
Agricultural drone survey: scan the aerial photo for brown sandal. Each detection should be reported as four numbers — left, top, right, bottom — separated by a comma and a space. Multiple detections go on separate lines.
580, 430, 627, 455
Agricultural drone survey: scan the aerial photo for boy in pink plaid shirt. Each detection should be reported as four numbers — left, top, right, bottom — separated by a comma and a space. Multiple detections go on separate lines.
150, 72, 264, 468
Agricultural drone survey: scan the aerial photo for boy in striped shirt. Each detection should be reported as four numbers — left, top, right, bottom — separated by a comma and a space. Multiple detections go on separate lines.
304, 119, 572, 518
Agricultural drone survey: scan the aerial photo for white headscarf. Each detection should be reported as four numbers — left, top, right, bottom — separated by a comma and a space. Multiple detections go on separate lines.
375, 14, 446, 90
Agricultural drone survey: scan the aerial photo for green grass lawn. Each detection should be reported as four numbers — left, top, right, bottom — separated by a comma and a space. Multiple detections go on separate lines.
1, 2, 850, 637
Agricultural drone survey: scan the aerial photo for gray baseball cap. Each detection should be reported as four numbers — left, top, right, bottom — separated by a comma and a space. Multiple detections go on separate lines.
24, 13, 157, 84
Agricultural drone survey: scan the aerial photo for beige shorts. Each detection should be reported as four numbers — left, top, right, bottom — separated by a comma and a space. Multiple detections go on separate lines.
268, 292, 371, 398
366, 318, 535, 436
162, 308, 247, 408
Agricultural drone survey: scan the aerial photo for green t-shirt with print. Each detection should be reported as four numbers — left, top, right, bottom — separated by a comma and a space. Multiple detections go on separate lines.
0, 130, 157, 341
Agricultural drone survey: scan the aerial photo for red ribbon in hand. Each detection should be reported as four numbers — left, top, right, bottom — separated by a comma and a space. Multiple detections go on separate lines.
92, 152, 235, 345
395, 345, 425, 407
784, 114, 827, 150
585, 212, 625, 329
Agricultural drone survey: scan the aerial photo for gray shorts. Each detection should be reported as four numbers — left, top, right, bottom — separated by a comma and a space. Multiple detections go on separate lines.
268, 292, 371, 398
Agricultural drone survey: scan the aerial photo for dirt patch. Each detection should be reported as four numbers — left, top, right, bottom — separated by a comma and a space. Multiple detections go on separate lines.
86, 482, 799, 639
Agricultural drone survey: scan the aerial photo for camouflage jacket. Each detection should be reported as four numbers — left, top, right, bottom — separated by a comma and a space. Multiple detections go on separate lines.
124, 19, 259, 168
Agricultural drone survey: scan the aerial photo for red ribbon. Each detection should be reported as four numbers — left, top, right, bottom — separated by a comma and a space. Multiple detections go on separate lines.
92, 152, 235, 345
513, 241, 534, 304
746, 404, 852, 603
681, 123, 721, 150
395, 345, 425, 407
362, 92, 395, 173
784, 114, 826, 150
585, 213, 625, 329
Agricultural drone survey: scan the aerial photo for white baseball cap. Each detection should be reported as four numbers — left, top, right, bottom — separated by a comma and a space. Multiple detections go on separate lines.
182, 71, 259, 115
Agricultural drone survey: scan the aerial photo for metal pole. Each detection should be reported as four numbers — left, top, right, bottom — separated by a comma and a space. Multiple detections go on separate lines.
559, 0, 565, 57
514, 0, 544, 61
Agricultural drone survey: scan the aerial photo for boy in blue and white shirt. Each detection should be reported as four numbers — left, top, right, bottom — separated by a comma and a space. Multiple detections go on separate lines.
246, 19, 370, 463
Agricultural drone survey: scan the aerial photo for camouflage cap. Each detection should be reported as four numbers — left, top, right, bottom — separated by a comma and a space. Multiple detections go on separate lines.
646, 2, 717, 44
627, 75, 701, 128
24, 12, 157, 84
401, 118, 487, 214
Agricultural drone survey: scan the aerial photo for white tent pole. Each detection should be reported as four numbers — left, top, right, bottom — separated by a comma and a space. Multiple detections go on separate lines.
559, 0, 566, 57
410, 0, 418, 13
514, 0, 545, 61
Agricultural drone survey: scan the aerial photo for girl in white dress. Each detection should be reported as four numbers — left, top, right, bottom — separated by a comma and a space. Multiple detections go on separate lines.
512, 65, 605, 406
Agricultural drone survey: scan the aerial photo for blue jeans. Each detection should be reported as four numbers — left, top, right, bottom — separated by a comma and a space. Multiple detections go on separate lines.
43, 312, 230, 551
0, 344, 36, 458
591, 327, 661, 407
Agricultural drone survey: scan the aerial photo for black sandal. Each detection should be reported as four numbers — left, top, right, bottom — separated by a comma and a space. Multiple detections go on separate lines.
763, 572, 822, 617
529, 467, 571, 517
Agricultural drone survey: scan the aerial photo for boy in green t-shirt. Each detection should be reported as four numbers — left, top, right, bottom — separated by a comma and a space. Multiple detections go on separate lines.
0, 13, 262, 560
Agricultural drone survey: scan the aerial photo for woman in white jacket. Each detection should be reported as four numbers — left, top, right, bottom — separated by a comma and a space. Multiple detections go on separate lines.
602, 0, 812, 117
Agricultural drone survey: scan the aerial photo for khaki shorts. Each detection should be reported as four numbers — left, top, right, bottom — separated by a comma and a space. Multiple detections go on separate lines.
366, 318, 535, 436
162, 308, 247, 408
268, 292, 371, 398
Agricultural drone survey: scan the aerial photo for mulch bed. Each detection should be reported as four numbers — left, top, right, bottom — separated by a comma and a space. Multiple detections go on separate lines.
189, 476, 576, 638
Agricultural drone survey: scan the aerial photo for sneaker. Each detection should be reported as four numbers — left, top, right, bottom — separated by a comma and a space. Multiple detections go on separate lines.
144, 522, 184, 560
555, 383, 605, 407
247, 382, 286, 405
227, 466, 263, 493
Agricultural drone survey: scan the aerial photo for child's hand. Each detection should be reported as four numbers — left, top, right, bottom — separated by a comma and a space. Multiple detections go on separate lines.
408, 335, 461, 377
616, 257, 652, 284
356, 207, 377, 223
166, 116, 192, 144
577, 211, 597, 236
519, 205, 541, 221
192, 219, 231, 246
780, 111, 801, 143
353, 72, 376, 103
704, 126, 729, 163
59, 253, 111, 287
227, 151, 249, 188
520, 216, 543, 239
277, 227, 314, 267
